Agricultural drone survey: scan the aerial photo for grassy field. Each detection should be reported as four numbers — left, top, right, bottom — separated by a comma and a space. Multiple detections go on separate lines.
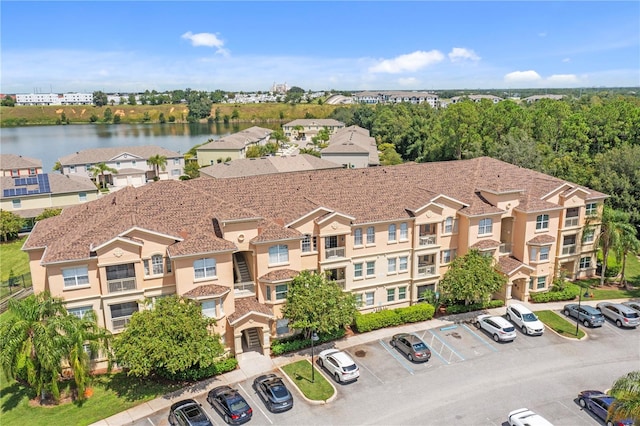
0, 103, 341, 127
0, 237, 31, 299
535, 310, 586, 339
281, 360, 334, 401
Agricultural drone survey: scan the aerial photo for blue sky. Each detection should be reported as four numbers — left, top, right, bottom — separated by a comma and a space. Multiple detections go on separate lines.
1, 1, 639, 93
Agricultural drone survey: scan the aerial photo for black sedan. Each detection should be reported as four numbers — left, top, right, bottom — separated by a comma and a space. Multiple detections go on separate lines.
207, 385, 252, 425
578, 390, 633, 426
253, 373, 294, 412
168, 399, 213, 426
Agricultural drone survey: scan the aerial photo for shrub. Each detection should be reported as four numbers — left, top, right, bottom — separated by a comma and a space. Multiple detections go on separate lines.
353, 304, 436, 333
529, 286, 580, 303
395, 304, 435, 323
270, 329, 346, 356
157, 356, 238, 382
444, 300, 504, 315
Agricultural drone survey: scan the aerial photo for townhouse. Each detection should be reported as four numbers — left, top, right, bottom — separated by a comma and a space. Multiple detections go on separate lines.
199, 154, 342, 179
352, 91, 439, 109
320, 125, 380, 169
282, 119, 345, 141
15, 92, 93, 106
196, 126, 273, 166
23, 157, 606, 367
0, 154, 44, 177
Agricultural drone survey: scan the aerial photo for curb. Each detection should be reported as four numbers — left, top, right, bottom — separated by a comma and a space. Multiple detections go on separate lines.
277, 361, 337, 406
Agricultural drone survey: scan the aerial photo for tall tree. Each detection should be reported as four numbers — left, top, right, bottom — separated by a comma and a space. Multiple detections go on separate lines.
270, 129, 288, 151
615, 224, 640, 286
596, 207, 634, 286
88, 162, 118, 189
608, 371, 640, 423
438, 249, 507, 305
0, 210, 26, 242
281, 271, 356, 337
92, 91, 108, 107
147, 154, 167, 180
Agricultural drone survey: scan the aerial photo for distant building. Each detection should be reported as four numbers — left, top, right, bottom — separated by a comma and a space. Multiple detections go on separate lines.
321, 126, 380, 169
352, 91, 439, 108
196, 127, 273, 166
0, 154, 44, 177
450, 94, 503, 104
15, 93, 93, 106
282, 119, 345, 141
271, 82, 289, 94
522, 94, 564, 103
199, 154, 342, 178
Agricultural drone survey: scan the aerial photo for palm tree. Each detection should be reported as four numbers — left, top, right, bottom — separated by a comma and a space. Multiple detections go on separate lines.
147, 154, 167, 181
88, 162, 118, 189
596, 207, 632, 286
616, 226, 640, 286
608, 371, 640, 423
270, 128, 288, 152
0, 292, 68, 402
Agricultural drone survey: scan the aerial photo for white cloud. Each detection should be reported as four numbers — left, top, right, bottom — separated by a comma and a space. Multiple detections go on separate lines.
547, 74, 579, 84
369, 50, 444, 74
504, 70, 542, 83
562, 58, 571, 63
181, 31, 229, 56
397, 77, 419, 86
448, 47, 480, 62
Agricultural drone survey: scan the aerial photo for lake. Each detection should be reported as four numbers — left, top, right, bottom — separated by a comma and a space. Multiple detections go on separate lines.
0, 122, 282, 172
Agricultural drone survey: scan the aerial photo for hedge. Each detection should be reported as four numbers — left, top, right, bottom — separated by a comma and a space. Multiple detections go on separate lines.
270, 328, 346, 356
157, 356, 238, 382
444, 300, 504, 315
529, 286, 580, 303
353, 303, 435, 333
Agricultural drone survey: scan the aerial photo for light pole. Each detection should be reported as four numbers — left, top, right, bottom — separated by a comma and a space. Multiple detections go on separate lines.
310, 330, 319, 382
575, 288, 583, 336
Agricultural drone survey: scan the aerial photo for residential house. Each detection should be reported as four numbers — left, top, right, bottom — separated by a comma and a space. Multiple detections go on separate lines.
522, 94, 564, 103
320, 126, 380, 169
199, 154, 342, 179
352, 91, 439, 108
58, 145, 184, 190
23, 157, 606, 369
0, 154, 44, 177
449, 94, 504, 104
282, 119, 344, 141
196, 126, 273, 166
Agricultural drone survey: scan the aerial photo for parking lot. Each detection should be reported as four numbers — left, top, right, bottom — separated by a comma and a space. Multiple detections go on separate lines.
128, 305, 639, 426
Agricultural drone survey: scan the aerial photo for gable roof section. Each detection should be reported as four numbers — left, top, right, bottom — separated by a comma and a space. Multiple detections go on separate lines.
199, 154, 340, 178
58, 145, 182, 165
0, 154, 42, 170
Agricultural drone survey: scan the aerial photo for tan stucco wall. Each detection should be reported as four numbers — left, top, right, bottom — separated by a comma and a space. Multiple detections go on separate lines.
197, 149, 242, 166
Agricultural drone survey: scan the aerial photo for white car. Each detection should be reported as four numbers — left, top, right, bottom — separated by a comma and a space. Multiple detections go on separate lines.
508, 408, 554, 426
506, 304, 545, 335
475, 314, 517, 342
317, 349, 360, 383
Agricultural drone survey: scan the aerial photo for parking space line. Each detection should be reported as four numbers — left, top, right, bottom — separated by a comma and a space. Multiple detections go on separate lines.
238, 383, 273, 425
378, 339, 414, 375
414, 330, 450, 365
427, 329, 465, 362
146, 419, 155, 426
461, 323, 498, 352
347, 349, 385, 384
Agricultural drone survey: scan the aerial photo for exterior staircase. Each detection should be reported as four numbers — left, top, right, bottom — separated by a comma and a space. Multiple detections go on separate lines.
244, 328, 261, 351
234, 253, 252, 283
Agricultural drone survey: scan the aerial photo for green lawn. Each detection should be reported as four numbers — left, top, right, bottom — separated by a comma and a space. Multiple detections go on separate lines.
281, 360, 334, 402
0, 237, 30, 280
535, 310, 585, 339
0, 372, 182, 426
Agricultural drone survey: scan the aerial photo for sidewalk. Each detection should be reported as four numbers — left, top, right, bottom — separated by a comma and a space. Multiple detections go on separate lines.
90, 298, 623, 426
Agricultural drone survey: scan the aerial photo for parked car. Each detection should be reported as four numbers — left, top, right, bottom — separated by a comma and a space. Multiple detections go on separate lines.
207, 385, 253, 425
253, 374, 293, 413
168, 399, 213, 426
390, 333, 431, 362
506, 304, 545, 335
475, 314, 516, 342
622, 301, 640, 315
507, 408, 554, 426
578, 390, 633, 426
317, 348, 360, 383
596, 302, 640, 328
563, 304, 605, 327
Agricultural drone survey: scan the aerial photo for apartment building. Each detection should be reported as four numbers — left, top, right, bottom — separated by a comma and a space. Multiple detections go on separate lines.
352, 91, 439, 109
15, 93, 93, 106
0, 154, 44, 177
282, 119, 345, 141
320, 125, 380, 168
23, 157, 606, 364
196, 126, 273, 166
58, 145, 184, 190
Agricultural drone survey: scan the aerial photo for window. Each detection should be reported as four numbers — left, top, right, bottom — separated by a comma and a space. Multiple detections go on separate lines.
536, 276, 546, 289
478, 218, 493, 235
399, 256, 408, 272
583, 228, 594, 244
387, 258, 397, 273
202, 300, 224, 318
29, 168, 36, 175
325, 235, 338, 249
116, 162, 121, 168
355, 294, 363, 307
565, 207, 579, 227
166, 257, 172, 273
585, 203, 597, 216
63, 266, 90, 288
12, 199, 21, 209
366, 261, 375, 276
354, 228, 363, 246
68, 306, 92, 319
536, 214, 549, 230
70, 165, 76, 173
106, 263, 135, 280
562, 234, 577, 255
579, 257, 591, 269
400, 223, 408, 240
443, 217, 457, 234
441, 249, 456, 264
268, 244, 289, 264
388, 224, 397, 242
366, 226, 375, 244
301, 234, 316, 253
398, 287, 407, 300
79, 192, 87, 202
354, 263, 363, 278
171, 169, 180, 176
143, 254, 164, 276
276, 319, 289, 335
174, 158, 180, 165
365, 292, 375, 306
387, 288, 395, 302
275, 284, 288, 300
194, 258, 216, 279
131, 161, 136, 167
540, 247, 550, 261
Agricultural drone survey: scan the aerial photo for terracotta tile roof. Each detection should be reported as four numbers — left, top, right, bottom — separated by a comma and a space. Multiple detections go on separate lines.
199, 154, 340, 179
498, 256, 533, 275
528, 234, 556, 244
250, 221, 301, 244
183, 284, 230, 298
470, 239, 501, 249
58, 145, 182, 165
228, 298, 274, 324
259, 269, 299, 282
0, 154, 42, 170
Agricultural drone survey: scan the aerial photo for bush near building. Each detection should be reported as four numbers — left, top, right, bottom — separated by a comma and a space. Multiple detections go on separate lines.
353, 303, 435, 333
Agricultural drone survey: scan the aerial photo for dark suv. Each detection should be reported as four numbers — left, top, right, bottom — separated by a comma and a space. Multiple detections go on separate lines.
169, 399, 213, 426
563, 304, 605, 327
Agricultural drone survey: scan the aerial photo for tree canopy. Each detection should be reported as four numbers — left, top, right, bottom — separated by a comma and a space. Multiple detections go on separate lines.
112, 295, 224, 378
608, 370, 640, 423
0, 210, 26, 241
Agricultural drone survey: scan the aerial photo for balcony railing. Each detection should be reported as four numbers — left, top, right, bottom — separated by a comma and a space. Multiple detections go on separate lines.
561, 245, 577, 255
417, 265, 436, 277
499, 243, 512, 255
325, 247, 345, 258
334, 279, 346, 290
564, 217, 579, 228
112, 316, 132, 331
234, 281, 255, 295
419, 235, 437, 246
108, 278, 136, 293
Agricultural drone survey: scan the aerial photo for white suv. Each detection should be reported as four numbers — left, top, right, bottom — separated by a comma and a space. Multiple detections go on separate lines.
475, 314, 517, 342
506, 304, 545, 335
317, 349, 360, 383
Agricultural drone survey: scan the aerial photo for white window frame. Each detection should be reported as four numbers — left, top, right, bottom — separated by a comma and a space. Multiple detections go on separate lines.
354, 228, 363, 246
441, 249, 456, 264
354, 263, 363, 278
583, 228, 595, 243
62, 266, 90, 288
201, 299, 224, 319
540, 247, 550, 261
399, 223, 408, 241
536, 214, 549, 230
366, 226, 375, 244
398, 287, 407, 300
387, 288, 395, 302
12, 199, 21, 209
275, 284, 288, 300
537, 276, 546, 289
302, 234, 313, 253
579, 257, 591, 269
399, 256, 408, 272
194, 258, 216, 280
387, 257, 397, 273
478, 218, 493, 235
268, 244, 289, 264
388, 224, 397, 242
151, 254, 164, 275
68, 306, 93, 319
585, 203, 597, 216
366, 260, 375, 276
365, 291, 375, 306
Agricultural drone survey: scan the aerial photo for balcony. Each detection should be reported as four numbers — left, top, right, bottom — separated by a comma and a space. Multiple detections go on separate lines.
561, 245, 577, 255
417, 264, 437, 277
325, 247, 345, 259
234, 281, 255, 296
108, 277, 136, 293
419, 235, 437, 246
112, 316, 132, 331
564, 217, 579, 228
